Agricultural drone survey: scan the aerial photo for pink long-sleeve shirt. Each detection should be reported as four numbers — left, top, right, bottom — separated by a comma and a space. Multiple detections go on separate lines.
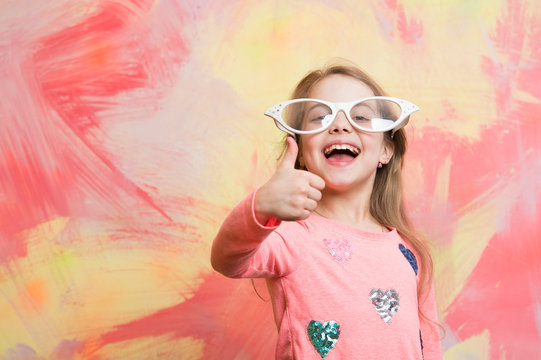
211, 192, 442, 359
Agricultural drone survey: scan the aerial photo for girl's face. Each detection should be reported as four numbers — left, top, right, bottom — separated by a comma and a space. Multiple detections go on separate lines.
299, 74, 394, 191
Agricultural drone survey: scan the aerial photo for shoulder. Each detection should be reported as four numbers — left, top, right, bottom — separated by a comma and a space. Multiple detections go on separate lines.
274, 218, 311, 238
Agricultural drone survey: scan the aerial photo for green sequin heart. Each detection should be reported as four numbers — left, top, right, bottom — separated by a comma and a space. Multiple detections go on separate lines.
307, 320, 340, 358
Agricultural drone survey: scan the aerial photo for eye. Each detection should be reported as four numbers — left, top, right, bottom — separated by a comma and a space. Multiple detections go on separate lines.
305, 103, 332, 122
351, 101, 376, 122
352, 116, 370, 122
310, 115, 327, 122
306, 109, 331, 123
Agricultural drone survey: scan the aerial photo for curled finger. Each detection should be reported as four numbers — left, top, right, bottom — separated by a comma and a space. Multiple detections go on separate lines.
307, 187, 322, 202
304, 198, 318, 212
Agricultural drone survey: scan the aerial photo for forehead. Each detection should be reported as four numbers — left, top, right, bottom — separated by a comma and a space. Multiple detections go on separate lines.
307, 74, 375, 102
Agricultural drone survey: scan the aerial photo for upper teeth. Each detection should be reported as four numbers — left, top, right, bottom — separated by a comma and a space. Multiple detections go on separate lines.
324, 144, 360, 155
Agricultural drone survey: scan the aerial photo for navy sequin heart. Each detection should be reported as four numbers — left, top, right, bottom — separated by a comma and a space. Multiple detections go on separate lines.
307, 320, 340, 358
399, 243, 418, 275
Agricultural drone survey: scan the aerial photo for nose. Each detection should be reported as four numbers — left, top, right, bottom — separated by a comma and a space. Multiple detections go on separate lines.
329, 110, 352, 134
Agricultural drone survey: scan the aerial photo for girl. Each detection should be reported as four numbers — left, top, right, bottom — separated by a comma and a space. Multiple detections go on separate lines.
211, 62, 442, 359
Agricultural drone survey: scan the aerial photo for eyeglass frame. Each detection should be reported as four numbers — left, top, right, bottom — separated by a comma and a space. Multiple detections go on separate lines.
264, 96, 419, 138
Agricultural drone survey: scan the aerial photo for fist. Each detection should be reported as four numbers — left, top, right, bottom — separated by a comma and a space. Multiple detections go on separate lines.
255, 137, 325, 223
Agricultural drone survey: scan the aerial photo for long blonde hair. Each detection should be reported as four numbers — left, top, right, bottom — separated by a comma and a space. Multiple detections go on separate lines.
286, 61, 435, 322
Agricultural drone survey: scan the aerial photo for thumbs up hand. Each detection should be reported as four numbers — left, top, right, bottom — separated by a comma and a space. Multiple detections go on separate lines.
255, 137, 326, 223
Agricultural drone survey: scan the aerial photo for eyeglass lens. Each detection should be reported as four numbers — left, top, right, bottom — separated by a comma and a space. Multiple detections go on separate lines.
282, 99, 401, 132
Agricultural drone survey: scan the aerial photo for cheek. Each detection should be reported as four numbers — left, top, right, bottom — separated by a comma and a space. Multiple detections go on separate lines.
297, 139, 311, 167
359, 134, 383, 152
299, 143, 322, 172
300, 136, 319, 157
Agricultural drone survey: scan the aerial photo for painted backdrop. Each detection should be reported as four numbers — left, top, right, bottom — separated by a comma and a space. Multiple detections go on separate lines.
1, 0, 540, 359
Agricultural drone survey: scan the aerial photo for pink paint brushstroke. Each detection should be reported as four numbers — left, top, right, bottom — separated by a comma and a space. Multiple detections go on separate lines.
373, 0, 423, 44
408, 114, 541, 358
0, 1, 190, 262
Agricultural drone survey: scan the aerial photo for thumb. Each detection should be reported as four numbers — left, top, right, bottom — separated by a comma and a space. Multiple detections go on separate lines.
279, 136, 299, 169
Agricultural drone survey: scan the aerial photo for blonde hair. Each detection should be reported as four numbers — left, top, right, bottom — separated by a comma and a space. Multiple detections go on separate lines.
285, 60, 435, 323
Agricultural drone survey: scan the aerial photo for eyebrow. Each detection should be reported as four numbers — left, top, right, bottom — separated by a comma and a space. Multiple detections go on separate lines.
352, 102, 377, 112
305, 102, 330, 114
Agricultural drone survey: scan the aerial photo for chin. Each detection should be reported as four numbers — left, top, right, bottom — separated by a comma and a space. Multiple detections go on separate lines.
324, 180, 358, 192
323, 173, 376, 192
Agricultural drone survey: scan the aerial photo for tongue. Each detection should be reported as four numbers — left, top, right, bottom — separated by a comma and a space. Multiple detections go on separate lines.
327, 153, 355, 163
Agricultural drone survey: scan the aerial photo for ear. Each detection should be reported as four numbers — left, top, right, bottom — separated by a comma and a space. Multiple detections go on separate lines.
380, 139, 394, 165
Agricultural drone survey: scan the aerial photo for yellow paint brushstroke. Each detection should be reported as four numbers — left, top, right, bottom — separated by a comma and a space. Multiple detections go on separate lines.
194, 0, 504, 140
434, 155, 451, 205
444, 329, 490, 360
0, 217, 70, 352
0, 216, 206, 356
198, 1, 391, 107
514, 89, 541, 104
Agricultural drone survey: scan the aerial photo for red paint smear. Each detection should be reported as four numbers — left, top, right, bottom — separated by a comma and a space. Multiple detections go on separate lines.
376, 0, 424, 44
0, 123, 83, 262
1, 1, 190, 262
94, 273, 276, 359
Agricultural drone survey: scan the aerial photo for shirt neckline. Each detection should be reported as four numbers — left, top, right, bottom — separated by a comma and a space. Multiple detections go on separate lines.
306, 214, 399, 241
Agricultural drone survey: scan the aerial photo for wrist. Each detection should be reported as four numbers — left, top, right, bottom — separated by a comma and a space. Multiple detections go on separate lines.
254, 187, 273, 225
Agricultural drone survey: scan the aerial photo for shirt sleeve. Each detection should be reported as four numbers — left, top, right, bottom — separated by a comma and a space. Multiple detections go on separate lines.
419, 282, 443, 360
210, 190, 300, 278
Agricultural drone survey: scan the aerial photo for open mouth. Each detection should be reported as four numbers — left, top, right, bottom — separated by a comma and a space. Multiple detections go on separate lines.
323, 144, 360, 160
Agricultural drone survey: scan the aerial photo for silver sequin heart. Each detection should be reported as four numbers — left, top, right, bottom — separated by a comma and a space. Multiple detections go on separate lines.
369, 288, 400, 324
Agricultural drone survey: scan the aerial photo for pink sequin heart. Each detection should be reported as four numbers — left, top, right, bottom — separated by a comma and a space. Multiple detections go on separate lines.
323, 238, 352, 265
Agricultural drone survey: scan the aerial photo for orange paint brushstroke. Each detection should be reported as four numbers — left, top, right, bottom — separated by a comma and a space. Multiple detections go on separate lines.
22, 279, 48, 312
